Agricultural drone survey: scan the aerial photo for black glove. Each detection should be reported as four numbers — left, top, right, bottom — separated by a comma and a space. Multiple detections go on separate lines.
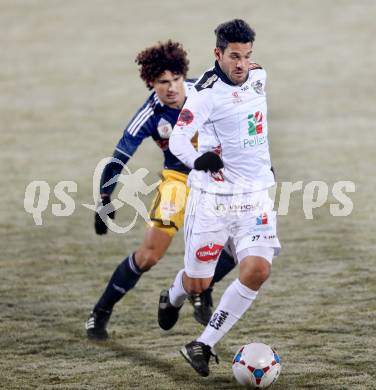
94, 196, 115, 235
194, 152, 224, 173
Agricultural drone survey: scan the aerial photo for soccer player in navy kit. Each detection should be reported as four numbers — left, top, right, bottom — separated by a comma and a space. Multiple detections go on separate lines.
85, 41, 236, 340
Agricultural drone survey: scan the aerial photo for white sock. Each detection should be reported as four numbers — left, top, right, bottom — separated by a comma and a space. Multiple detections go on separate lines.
168, 269, 188, 307
197, 279, 258, 348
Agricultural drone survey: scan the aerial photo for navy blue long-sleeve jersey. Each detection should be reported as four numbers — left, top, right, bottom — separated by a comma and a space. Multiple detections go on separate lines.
100, 80, 195, 195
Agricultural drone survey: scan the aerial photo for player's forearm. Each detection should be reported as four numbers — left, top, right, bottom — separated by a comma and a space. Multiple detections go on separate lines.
169, 131, 200, 169
99, 150, 129, 196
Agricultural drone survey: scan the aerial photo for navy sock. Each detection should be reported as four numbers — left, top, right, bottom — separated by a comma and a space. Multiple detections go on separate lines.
211, 249, 236, 286
95, 253, 142, 312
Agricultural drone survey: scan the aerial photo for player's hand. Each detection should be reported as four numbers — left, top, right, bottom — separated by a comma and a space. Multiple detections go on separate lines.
94, 196, 115, 235
194, 152, 224, 173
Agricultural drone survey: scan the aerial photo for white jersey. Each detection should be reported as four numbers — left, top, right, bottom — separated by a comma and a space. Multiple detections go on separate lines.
169, 62, 275, 194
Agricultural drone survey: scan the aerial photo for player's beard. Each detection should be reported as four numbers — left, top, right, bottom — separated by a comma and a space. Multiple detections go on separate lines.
231, 69, 248, 85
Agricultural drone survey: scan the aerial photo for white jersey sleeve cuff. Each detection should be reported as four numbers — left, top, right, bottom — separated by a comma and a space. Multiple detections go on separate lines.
169, 131, 200, 168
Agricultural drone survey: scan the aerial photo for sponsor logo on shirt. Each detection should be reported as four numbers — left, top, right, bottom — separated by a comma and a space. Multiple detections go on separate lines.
232, 91, 242, 104
242, 111, 266, 148
201, 74, 218, 89
176, 108, 194, 126
196, 243, 224, 262
157, 118, 173, 138
248, 111, 263, 136
251, 80, 264, 94
242, 135, 266, 148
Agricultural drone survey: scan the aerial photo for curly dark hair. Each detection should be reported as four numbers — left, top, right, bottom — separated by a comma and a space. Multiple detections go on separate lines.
135, 40, 189, 90
215, 19, 256, 52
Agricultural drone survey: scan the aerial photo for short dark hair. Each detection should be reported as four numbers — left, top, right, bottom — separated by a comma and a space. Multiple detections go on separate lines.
215, 19, 256, 52
135, 40, 189, 90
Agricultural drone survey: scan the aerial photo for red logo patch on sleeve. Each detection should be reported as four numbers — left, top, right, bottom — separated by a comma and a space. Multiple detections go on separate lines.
196, 243, 224, 262
176, 108, 194, 126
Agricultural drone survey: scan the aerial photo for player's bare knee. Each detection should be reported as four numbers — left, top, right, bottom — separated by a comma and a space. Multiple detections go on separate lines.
240, 260, 271, 289
253, 264, 271, 284
185, 285, 205, 294
135, 249, 162, 271
182, 274, 211, 294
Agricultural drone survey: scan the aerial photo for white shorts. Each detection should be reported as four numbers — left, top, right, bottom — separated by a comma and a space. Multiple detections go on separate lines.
184, 188, 281, 278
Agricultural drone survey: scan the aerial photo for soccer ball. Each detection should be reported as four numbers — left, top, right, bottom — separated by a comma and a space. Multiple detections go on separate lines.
232, 342, 281, 388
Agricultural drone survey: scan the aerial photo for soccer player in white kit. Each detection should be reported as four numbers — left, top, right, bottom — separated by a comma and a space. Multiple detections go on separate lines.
158, 19, 281, 377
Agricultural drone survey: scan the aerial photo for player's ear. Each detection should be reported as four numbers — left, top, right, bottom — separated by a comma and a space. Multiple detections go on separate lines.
214, 47, 221, 61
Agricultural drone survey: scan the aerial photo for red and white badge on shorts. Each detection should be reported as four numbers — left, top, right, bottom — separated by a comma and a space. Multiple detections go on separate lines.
196, 243, 224, 262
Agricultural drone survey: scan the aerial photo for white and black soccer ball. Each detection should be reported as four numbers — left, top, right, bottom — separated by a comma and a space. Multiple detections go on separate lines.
232, 342, 281, 388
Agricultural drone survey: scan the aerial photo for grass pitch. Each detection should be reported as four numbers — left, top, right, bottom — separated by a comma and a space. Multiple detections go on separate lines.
1, 1, 375, 389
